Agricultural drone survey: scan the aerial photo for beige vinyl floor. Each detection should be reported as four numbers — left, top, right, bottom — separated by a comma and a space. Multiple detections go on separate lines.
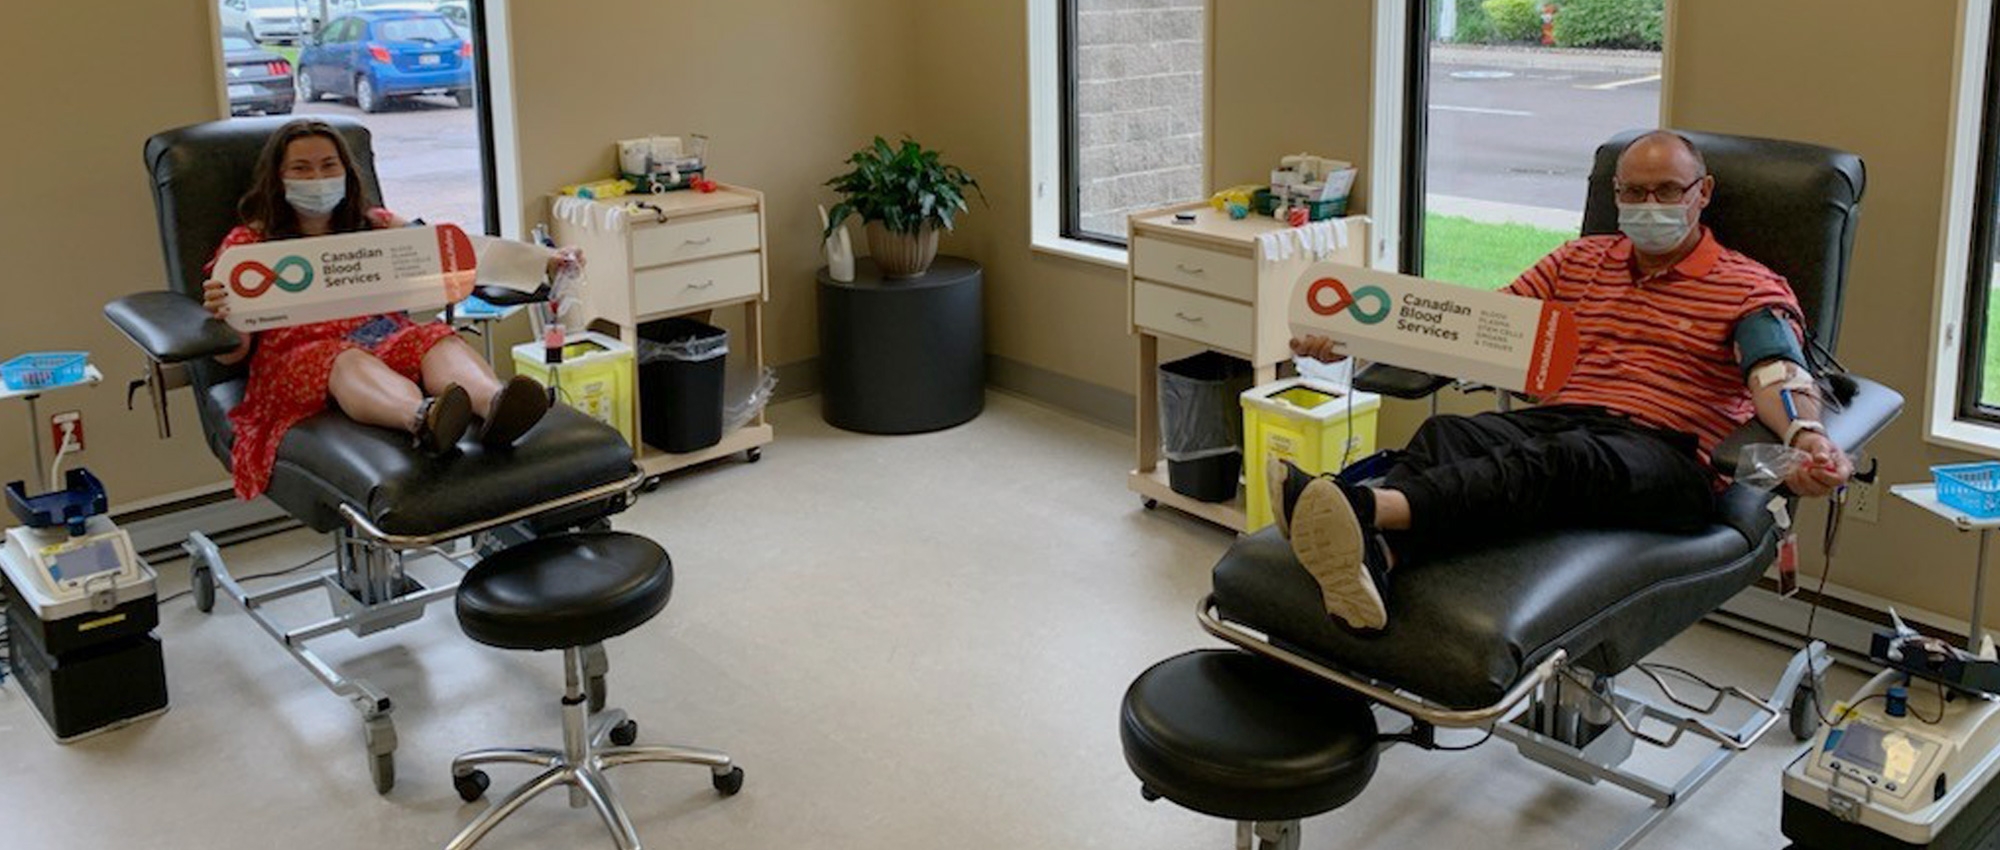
0, 392, 1864, 850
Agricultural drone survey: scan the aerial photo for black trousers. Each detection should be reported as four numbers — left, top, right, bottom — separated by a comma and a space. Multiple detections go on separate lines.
1378, 406, 1716, 566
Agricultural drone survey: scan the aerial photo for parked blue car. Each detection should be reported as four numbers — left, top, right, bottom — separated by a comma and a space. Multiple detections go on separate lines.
296, 10, 473, 113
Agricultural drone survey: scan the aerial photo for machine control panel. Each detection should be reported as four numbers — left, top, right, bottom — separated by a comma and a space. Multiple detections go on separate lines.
1816, 719, 1940, 803
2, 517, 143, 612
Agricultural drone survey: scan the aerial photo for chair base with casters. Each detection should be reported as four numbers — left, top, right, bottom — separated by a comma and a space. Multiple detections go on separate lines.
1121, 650, 1379, 850
106, 115, 647, 793
448, 532, 742, 850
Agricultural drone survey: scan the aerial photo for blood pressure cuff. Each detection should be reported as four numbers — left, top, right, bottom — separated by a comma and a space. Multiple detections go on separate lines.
1734, 307, 1807, 378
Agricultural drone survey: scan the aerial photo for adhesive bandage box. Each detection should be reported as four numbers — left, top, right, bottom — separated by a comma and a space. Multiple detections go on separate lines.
1287, 262, 1578, 396
215, 224, 478, 332
1242, 378, 1380, 531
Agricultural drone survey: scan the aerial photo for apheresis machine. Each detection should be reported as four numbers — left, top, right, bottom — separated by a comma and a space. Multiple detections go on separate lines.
2, 468, 167, 741
1783, 619, 2000, 849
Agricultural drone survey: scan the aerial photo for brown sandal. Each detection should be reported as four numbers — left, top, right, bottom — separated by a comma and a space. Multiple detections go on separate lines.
479, 375, 550, 449
414, 384, 473, 455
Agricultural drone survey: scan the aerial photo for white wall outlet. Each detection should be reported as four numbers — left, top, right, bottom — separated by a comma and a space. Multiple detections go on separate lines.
1846, 478, 1879, 523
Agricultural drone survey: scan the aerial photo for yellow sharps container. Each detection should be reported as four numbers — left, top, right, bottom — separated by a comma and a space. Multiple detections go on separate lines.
511, 331, 637, 447
1242, 378, 1381, 531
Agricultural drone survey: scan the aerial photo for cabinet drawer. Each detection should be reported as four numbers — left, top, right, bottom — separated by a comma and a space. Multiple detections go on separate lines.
1132, 237, 1253, 300
632, 212, 760, 267
635, 252, 762, 316
1134, 281, 1253, 352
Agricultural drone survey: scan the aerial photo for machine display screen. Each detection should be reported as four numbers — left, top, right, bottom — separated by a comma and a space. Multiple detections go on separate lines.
50, 538, 122, 584
1833, 723, 1887, 772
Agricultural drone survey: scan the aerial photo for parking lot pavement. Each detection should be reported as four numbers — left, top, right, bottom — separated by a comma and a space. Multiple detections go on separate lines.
1426, 56, 1662, 214
298, 98, 486, 230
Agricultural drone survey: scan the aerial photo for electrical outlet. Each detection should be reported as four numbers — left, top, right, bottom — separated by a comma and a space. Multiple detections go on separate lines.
1846, 477, 1879, 523
50, 410, 84, 453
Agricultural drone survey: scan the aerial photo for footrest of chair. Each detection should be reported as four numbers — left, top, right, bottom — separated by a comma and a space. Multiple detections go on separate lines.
1120, 650, 1379, 823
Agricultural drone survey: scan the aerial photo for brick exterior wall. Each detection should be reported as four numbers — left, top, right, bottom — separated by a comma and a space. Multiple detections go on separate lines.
1073, 0, 1205, 240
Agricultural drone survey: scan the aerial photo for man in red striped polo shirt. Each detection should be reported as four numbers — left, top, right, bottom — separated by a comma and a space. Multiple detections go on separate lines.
1276, 130, 1852, 632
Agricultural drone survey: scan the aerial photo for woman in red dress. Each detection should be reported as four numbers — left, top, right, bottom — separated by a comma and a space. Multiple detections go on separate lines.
201, 119, 567, 500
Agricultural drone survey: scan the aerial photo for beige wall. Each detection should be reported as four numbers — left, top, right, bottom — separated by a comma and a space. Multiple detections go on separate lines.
505, 0, 920, 370
0, 2, 225, 502
1667, 0, 1987, 620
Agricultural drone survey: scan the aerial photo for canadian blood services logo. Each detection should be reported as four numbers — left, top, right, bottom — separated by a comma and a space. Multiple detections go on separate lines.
230, 255, 314, 298
1306, 277, 1392, 325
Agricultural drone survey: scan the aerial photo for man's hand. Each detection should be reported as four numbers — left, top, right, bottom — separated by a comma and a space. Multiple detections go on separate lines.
1289, 334, 1344, 362
1784, 430, 1851, 498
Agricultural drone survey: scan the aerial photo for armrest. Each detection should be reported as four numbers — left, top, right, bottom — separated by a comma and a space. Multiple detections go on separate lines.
473, 283, 550, 307
1352, 362, 1455, 400
1710, 375, 1904, 474
103, 292, 242, 363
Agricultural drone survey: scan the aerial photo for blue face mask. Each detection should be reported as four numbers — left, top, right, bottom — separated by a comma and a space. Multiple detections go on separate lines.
284, 176, 347, 216
1617, 200, 1693, 255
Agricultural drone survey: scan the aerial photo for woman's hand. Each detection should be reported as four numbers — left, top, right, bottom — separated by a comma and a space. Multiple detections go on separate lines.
1784, 431, 1852, 498
202, 279, 231, 322
1289, 334, 1346, 363
548, 246, 585, 279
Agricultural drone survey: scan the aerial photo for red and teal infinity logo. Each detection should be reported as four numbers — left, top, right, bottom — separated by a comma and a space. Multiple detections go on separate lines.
1306, 277, 1391, 324
230, 255, 314, 298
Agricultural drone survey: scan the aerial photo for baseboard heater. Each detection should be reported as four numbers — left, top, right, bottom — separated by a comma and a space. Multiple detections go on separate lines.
112, 487, 297, 564
1712, 575, 1977, 671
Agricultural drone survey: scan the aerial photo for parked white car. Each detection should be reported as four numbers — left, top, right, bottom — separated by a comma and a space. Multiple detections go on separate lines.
219, 0, 316, 44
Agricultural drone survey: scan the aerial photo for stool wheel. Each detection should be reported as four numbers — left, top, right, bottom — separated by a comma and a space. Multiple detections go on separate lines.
610, 719, 639, 746
454, 769, 490, 802
588, 675, 609, 713
713, 767, 745, 796
1141, 785, 1161, 802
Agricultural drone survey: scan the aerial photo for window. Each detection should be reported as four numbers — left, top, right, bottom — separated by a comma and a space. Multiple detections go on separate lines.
216, 1, 498, 235
1396, 0, 1666, 289
1933, 0, 2000, 450
1032, 0, 1207, 262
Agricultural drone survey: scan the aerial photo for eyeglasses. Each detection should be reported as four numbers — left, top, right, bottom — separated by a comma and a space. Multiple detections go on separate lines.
1614, 177, 1705, 204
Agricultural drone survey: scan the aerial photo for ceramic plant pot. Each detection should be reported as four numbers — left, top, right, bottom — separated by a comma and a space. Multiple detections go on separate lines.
866, 222, 940, 279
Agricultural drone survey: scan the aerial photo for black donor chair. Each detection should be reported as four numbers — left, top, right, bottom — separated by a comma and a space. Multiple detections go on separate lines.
104, 117, 645, 793
1119, 130, 1905, 850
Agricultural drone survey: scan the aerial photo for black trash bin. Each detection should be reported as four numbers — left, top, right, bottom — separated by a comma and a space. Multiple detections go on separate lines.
637, 317, 729, 453
1159, 351, 1254, 502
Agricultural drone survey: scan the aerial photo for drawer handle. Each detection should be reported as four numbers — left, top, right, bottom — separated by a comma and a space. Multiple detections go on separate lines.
1175, 263, 1206, 275
685, 280, 716, 290
682, 236, 713, 246
1173, 311, 1205, 323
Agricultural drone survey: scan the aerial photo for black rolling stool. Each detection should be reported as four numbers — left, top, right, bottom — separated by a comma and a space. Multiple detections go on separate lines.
1121, 651, 1380, 850
447, 533, 743, 850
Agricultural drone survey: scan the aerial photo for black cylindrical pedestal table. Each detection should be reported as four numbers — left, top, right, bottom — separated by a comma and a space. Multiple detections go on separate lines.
817, 257, 985, 433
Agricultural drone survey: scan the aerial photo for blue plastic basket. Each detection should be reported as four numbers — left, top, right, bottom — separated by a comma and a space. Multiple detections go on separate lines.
1, 351, 87, 392
1935, 461, 2000, 518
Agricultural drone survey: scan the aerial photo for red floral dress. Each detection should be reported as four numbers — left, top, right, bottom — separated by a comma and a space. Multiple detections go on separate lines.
207, 209, 460, 499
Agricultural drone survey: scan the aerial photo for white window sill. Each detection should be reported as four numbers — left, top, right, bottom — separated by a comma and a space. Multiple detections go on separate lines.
1030, 235, 1129, 272
1929, 417, 2000, 460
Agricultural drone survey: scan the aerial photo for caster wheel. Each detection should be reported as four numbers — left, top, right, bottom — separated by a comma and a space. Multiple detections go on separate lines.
1142, 498, 1159, 510
192, 564, 216, 613
713, 766, 745, 796
609, 719, 638, 747
1789, 677, 1823, 741
639, 477, 662, 494
453, 770, 490, 802
587, 675, 608, 714
744, 447, 762, 463
1140, 786, 1161, 802
370, 751, 396, 794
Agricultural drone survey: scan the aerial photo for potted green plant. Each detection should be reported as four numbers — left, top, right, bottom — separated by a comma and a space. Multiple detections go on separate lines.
824, 137, 984, 279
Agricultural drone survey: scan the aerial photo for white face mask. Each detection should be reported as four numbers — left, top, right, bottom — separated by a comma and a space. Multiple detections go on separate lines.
284, 176, 347, 216
1617, 199, 1694, 255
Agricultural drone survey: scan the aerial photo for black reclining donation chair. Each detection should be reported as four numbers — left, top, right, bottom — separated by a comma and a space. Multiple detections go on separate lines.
1119, 130, 1906, 850
103, 117, 643, 793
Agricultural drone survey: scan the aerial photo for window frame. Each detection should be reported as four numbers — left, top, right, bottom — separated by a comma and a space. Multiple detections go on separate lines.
1926, 0, 2000, 455
1027, 0, 1206, 270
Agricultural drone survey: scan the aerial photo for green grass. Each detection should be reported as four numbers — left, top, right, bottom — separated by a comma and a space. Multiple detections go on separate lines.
1985, 288, 2000, 406
1421, 212, 1574, 291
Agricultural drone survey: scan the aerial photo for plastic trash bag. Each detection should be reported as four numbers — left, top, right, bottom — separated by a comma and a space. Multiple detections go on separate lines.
725, 364, 778, 432
636, 332, 728, 365
1158, 352, 1254, 462
1735, 444, 1808, 491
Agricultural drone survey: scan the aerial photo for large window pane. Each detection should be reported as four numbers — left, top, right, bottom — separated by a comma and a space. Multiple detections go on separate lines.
1411, 0, 1665, 289
217, 0, 488, 232
1063, 0, 1206, 246
1967, 2, 2000, 412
